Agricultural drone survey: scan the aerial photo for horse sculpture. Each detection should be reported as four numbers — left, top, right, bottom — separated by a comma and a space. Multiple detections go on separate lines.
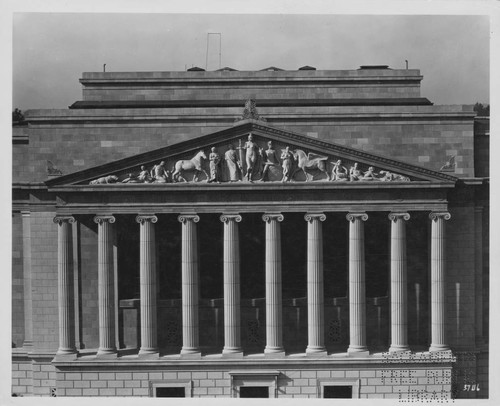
171, 150, 209, 182
290, 149, 330, 181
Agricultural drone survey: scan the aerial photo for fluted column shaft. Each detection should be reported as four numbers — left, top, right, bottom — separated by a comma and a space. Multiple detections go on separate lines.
54, 216, 76, 356
305, 213, 326, 354
22, 211, 34, 350
389, 212, 410, 352
221, 214, 243, 355
429, 212, 451, 352
179, 214, 200, 355
94, 215, 117, 356
136, 215, 159, 356
347, 212, 369, 353
263, 213, 284, 354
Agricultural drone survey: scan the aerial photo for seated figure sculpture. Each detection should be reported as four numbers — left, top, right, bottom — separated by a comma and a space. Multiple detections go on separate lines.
331, 159, 348, 181
349, 163, 363, 181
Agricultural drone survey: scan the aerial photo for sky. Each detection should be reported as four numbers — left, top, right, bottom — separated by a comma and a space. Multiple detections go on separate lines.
11, 13, 490, 110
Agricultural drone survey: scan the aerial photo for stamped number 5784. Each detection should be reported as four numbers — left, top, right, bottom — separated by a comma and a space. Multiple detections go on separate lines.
463, 384, 480, 391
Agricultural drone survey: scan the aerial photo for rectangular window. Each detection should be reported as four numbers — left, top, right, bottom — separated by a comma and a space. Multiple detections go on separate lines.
323, 385, 353, 398
155, 387, 186, 397
239, 386, 269, 398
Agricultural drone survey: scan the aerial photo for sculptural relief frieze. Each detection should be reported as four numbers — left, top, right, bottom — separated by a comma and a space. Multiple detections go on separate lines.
87, 133, 412, 185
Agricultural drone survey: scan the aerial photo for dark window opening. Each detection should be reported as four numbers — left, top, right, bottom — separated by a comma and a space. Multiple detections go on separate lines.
323, 385, 352, 398
156, 387, 185, 397
239, 386, 269, 398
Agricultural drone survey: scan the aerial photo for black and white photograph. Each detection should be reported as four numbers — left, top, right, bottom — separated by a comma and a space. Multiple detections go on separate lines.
4, 0, 497, 403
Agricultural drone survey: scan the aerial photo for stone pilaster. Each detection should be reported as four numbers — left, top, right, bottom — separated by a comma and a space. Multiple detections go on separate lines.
178, 214, 201, 357
136, 215, 159, 358
220, 214, 243, 357
305, 213, 327, 355
21, 211, 33, 351
94, 215, 117, 358
262, 213, 285, 356
388, 212, 411, 352
429, 211, 451, 352
346, 212, 369, 354
54, 216, 77, 358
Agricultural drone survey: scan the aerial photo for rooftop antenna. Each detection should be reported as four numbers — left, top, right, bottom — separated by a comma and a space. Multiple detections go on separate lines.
206, 33, 222, 70
103, 64, 106, 72
405, 60, 408, 69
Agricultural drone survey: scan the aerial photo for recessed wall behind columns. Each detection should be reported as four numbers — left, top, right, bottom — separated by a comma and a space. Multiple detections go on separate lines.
30, 211, 59, 351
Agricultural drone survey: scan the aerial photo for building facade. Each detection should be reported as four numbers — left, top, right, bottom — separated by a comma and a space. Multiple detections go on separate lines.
12, 66, 489, 399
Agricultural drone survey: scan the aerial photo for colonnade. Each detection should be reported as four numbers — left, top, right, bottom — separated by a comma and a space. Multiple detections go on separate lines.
54, 210, 451, 358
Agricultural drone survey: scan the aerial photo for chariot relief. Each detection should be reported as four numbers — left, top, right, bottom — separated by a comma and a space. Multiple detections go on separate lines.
87, 133, 412, 185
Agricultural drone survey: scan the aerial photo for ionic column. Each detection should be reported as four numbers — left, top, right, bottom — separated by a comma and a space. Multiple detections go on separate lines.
220, 214, 243, 356
262, 213, 285, 356
429, 211, 451, 352
347, 212, 369, 354
94, 215, 117, 357
54, 216, 77, 358
305, 213, 327, 355
178, 214, 201, 357
136, 215, 159, 357
388, 212, 411, 352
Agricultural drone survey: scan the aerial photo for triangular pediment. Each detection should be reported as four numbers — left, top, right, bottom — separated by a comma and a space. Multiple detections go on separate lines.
46, 120, 457, 188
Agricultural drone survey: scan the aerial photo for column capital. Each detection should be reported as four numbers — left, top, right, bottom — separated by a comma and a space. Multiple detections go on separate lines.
262, 213, 284, 223
304, 212, 326, 223
94, 215, 116, 224
178, 214, 200, 224
346, 212, 368, 222
136, 214, 158, 224
388, 212, 410, 222
220, 214, 242, 223
429, 212, 451, 222
53, 216, 75, 225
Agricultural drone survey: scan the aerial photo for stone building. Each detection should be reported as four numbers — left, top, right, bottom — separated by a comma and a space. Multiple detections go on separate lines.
12, 65, 489, 399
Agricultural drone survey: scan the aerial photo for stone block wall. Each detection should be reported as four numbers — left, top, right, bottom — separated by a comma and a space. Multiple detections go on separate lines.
50, 363, 452, 399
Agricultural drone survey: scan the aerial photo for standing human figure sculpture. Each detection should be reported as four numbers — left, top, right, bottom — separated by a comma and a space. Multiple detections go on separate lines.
281, 146, 294, 182
259, 140, 280, 182
208, 146, 221, 183
242, 133, 260, 182
224, 144, 242, 182
331, 159, 348, 181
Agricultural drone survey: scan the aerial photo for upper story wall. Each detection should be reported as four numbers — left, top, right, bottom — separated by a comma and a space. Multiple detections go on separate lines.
78, 67, 424, 103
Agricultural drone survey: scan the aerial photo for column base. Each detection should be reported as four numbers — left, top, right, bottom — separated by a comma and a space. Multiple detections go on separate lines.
22, 340, 34, 352
54, 350, 78, 361
306, 346, 327, 357
389, 345, 411, 353
264, 347, 286, 358
181, 348, 202, 358
429, 344, 451, 352
347, 346, 369, 357
222, 348, 244, 358
139, 348, 159, 359
96, 349, 118, 359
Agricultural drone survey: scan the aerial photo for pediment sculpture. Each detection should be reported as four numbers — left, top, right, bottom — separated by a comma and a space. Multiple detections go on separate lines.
87, 134, 412, 185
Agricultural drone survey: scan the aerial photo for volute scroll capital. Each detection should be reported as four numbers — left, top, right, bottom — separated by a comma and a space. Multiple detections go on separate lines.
220, 214, 242, 224
304, 213, 326, 223
429, 212, 451, 222
178, 214, 200, 224
262, 213, 284, 223
346, 212, 369, 223
135, 215, 158, 225
53, 216, 76, 225
94, 215, 116, 225
388, 212, 411, 222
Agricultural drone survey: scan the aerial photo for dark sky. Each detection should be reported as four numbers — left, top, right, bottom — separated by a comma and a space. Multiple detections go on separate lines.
12, 13, 490, 110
